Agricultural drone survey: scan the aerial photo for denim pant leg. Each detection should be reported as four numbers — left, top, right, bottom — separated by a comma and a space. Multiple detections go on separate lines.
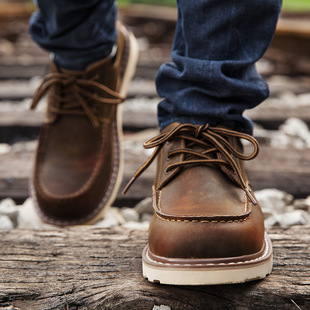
156, 0, 282, 134
29, 0, 117, 70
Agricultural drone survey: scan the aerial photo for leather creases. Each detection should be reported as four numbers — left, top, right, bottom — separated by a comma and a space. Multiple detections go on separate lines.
123, 123, 259, 205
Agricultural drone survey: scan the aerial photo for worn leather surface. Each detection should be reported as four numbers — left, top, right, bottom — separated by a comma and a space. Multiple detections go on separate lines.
148, 123, 265, 259
32, 25, 128, 225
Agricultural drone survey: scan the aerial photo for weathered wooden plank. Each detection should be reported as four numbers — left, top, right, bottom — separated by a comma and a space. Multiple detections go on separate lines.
1, 75, 310, 100
0, 142, 309, 203
0, 226, 308, 309
276, 17, 310, 39
3, 102, 310, 135
244, 145, 310, 197
245, 105, 310, 130
1, 98, 310, 139
0, 79, 157, 101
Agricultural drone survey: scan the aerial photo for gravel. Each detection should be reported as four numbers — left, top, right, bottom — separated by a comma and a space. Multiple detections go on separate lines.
0, 189, 309, 230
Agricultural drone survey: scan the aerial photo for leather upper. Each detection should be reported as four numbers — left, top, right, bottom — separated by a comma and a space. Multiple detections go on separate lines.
31, 24, 129, 225
144, 123, 265, 259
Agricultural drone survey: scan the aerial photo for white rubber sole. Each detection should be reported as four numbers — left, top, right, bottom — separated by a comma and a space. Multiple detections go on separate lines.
143, 233, 273, 285
84, 26, 139, 225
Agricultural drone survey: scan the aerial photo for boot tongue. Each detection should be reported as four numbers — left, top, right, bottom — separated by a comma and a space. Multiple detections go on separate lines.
85, 56, 117, 90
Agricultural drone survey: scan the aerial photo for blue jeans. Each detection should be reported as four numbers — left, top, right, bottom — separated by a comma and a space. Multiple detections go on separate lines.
29, 0, 282, 134
30, 0, 117, 70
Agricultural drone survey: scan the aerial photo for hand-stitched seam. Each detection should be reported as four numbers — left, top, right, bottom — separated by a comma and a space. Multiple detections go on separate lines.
156, 212, 249, 223
157, 190, 162, 212
146, 238, 270, 267
244, 190, 248, 213
157, 150, 163, 189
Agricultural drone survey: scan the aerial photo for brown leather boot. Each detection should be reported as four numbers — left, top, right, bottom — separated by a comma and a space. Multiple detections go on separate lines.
30, 23, 139, 226
125, 122, 272, 285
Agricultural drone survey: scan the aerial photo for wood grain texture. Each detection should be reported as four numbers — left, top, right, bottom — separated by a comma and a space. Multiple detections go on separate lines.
0, 226, 309, 310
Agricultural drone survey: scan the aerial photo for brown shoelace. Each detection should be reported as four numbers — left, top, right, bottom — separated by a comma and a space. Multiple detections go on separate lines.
30, 72, 125, 127
123, 123, 259, 205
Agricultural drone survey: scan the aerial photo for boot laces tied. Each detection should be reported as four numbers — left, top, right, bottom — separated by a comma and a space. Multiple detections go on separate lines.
123, 123, 259, 205
30, 72, 125, 128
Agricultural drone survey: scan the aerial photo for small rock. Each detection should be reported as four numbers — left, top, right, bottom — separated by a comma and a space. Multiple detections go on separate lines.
95, 217, 119, 228
298, 92, 310, 107
11, 140, 38, 153
0, 306, 21, 310
120, 207, 139, 222
269, 131, 292, 149
0, 198, 19, 227
255, 188, 293, 215
0, 143, 11, 154
279, 91, 299, 108
153, 306, 172, 310
279, 210, 310, 229
141, 213, 153, 222
279, 118, 310, 148
264, 215, 280, 227
134, 197, 153, 216
17, 198, 53, 229
122, 221, 149, 230
293, 196, 310, 212
95, 207, 125, 228
0, 215, 14, 229
261, 209, 274, 221
0, 38, 15, 56
252, 124, 272, 144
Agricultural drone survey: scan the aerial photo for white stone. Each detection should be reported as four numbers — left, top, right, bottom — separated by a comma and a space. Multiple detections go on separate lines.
269, 131, 292, 149
255, 188, 293, 215
298, 93, 310, 107
261, 208, 274, 220
0, 198, 19, 227
94, 217, 119, 228
120, 207, 139, 222
279, 118, 310, 145
95, 207, 125, 228
0, 215, 14, 229
0, 305, 21, 310
17, 198, 54, 229
141, 213, 153, 222
153, 306, 172, 310
278, 210, 310, 229
279, 91, 299, 108
0, 143, 11, 154
293, 196, 310, 212
264, 215, 280, 228
11, 140, 38, 153
134, 197, 153, 215
122, 221, 149, 230
0, 38, 14, 56
0, 197, 16, 209
252, 124, 272, 144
